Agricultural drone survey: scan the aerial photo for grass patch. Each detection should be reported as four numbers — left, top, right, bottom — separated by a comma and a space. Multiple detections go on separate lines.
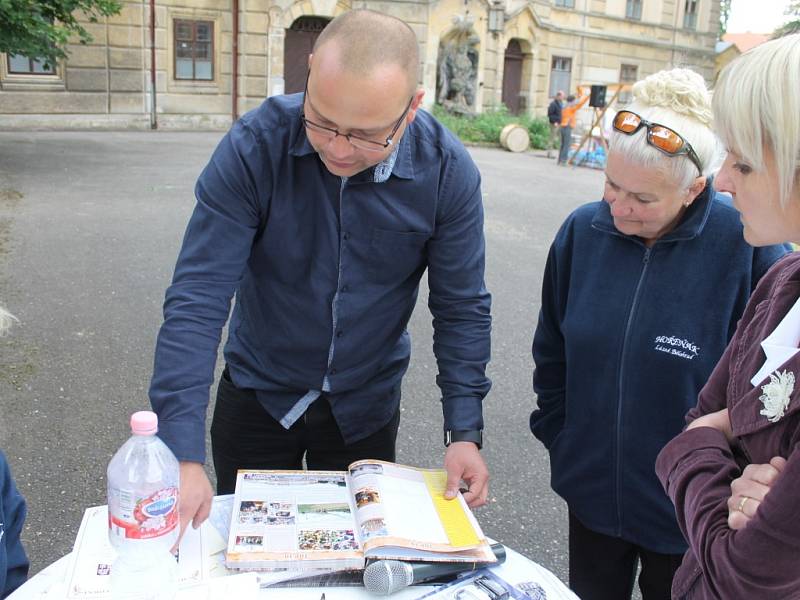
431, 104, 550, 149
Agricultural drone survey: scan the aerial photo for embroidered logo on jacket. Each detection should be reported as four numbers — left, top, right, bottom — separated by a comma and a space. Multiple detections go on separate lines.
653, 335, 700, 360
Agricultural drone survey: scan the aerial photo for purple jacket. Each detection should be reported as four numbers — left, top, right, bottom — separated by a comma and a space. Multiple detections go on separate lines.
656, 252, 800, 599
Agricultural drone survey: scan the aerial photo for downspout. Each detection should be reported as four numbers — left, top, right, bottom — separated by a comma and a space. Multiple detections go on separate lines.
232, 0, 239, 123
149, 0, 158, 129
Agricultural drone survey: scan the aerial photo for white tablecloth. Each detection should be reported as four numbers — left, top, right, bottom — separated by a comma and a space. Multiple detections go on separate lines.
9, 544, 577, 600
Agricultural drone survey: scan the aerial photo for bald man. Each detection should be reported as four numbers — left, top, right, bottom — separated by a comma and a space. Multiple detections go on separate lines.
149, 9, 492, 536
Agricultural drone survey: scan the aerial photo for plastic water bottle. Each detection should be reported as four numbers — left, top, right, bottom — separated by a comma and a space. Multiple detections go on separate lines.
107, 411, 180, 600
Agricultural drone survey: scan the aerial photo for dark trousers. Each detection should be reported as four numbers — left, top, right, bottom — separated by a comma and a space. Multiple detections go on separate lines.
558, 125, 573, 164
210, 367, 401, 494
568, 512, 684, 600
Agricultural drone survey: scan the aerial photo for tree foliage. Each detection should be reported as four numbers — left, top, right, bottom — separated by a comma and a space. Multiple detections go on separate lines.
773, 0, 800, 38
0, 0, 122, 67
719, 0, 732, 38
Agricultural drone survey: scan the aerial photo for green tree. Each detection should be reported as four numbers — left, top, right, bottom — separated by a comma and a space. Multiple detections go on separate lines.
0, 0, 122, 67
719, 0, 732, 38
773, 0, 800, 37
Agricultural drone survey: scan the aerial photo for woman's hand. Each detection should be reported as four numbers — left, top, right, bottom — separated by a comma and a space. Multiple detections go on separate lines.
686, 408, 733, 442
727, 456, 787, 530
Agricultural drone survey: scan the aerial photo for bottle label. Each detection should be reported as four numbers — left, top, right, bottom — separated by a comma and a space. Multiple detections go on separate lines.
109, 487, 179, 540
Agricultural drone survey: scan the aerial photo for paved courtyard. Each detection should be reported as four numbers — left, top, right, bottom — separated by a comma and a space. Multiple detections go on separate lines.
0, 131, 604, 581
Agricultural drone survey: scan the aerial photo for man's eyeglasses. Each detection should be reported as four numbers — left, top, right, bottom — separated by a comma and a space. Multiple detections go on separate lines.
301, 72, 414, 153
612, 110, 703, 176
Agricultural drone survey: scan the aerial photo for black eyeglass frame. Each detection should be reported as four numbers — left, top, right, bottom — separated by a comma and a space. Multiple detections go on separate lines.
301, 71, 414, 152
612, 110, 703, 176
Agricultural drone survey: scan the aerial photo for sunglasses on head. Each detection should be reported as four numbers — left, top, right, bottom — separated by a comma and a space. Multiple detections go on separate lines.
612, 110, 703, 176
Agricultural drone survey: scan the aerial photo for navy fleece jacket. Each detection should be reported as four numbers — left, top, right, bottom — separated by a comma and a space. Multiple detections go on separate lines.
531, 184, 789, 553
0, 451, 27, 598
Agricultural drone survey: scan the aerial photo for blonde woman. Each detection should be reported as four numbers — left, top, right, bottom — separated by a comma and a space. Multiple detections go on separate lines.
656, 33, 800, 599
531, 68, 788, 600
0, 305, 29, 597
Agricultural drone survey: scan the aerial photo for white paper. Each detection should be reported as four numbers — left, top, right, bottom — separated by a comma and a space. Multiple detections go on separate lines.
64, 505, 206, 599
751, 295, 800, 385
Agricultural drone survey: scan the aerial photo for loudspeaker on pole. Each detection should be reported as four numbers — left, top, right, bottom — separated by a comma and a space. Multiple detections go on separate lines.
589, 84, 607, 108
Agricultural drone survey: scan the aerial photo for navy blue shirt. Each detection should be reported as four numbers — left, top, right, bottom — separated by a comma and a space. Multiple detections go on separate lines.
150, 93, 492, 463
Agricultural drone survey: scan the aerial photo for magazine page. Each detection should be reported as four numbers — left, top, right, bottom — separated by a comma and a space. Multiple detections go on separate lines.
64, 505, 206, 599
225, 470, 364, 571
347, 460, 494, 562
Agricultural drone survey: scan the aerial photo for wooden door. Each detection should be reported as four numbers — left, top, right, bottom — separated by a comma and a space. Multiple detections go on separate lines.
283, 17, 330, 94
501, 40, 523, 114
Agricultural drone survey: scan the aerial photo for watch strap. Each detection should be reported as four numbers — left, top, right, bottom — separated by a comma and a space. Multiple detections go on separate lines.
444, 429, 483, 449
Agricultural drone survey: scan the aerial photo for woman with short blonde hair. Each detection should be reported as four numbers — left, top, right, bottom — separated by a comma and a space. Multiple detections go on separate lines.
531, 67, 788, 600
656, 33, 800, 599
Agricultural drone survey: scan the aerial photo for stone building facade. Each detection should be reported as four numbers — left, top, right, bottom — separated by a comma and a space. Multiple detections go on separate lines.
0, 0, 719, 129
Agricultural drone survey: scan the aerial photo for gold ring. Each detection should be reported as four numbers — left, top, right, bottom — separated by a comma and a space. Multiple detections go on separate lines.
737, 496, 750, 512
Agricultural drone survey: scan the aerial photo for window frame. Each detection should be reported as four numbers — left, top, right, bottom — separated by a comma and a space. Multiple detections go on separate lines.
6, 54, 56, 76
548, 56, 572, 99
626, 0, 643, 20
618, 64, 638, 105
554, 0, 576, 7
683, 0, 699, 29
173, 19, 215, 82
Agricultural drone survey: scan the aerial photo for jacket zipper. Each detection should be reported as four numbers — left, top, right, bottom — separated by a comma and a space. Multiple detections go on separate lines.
614, 245, 652, 535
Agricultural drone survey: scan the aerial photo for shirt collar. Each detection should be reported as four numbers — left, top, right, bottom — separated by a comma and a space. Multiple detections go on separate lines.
591, 177, 714, 244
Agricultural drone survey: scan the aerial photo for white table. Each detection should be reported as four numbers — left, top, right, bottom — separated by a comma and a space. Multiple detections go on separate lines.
9, 495, 577, 600
9, 544, 577, 599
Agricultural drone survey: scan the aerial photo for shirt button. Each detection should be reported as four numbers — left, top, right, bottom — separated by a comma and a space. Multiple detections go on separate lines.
336, 331, 343, 338
343, 232, 350, 240
330, 368, 337, 375
341, 285, 349, 293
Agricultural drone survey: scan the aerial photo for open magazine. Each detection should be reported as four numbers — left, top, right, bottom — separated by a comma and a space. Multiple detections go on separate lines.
225, 460, 496, 571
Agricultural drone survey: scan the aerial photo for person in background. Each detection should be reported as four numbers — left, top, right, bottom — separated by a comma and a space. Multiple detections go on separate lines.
149, 9, 492, 539
557, 92, 589, 165
547, 90, 564, 159
531, 68, 788, 600
656, 33, 800, 599
0, 306, 30, 598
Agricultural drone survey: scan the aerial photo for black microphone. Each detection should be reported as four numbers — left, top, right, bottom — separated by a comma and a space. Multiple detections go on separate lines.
362, 543, 506, 595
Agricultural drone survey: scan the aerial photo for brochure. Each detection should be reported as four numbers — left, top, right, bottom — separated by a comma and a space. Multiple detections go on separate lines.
225, 460, 496, 571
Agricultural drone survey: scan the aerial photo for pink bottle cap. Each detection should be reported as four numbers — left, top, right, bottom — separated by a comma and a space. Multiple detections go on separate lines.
130, 411, 158, 435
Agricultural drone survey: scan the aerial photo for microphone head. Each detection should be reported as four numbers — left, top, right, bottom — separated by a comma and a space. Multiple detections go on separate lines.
363, 560, 415, 595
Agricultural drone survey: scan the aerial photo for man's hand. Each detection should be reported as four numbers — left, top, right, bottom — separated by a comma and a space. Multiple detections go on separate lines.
686, 408, 733, 442
176, 461, 213, 546
727, 456, 787, 530
443, 442, 489, 508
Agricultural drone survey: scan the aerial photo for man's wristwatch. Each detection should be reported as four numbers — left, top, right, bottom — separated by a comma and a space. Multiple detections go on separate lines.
444, 429, 483, 450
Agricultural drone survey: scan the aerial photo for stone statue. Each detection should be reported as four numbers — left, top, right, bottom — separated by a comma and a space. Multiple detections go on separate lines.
436, 17, 480, 115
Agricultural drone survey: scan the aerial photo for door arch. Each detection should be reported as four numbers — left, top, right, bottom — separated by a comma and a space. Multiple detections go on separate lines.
283, 16, 331, 94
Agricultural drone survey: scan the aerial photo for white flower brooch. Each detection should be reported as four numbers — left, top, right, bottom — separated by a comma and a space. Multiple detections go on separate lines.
759, 369, 795, 423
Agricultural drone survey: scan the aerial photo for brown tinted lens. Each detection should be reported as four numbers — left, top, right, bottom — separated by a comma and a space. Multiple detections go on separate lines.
649, 126, 684, 154
614, 111, 641, 133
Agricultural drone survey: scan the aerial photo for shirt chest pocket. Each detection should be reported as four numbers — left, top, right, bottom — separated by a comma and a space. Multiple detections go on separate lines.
360, 228, 429, 285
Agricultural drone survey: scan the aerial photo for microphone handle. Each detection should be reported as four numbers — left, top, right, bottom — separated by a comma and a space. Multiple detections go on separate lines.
411, 543, 507, 584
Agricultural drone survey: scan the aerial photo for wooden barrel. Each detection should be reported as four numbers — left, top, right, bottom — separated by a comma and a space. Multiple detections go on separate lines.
499, 123, 530, 153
